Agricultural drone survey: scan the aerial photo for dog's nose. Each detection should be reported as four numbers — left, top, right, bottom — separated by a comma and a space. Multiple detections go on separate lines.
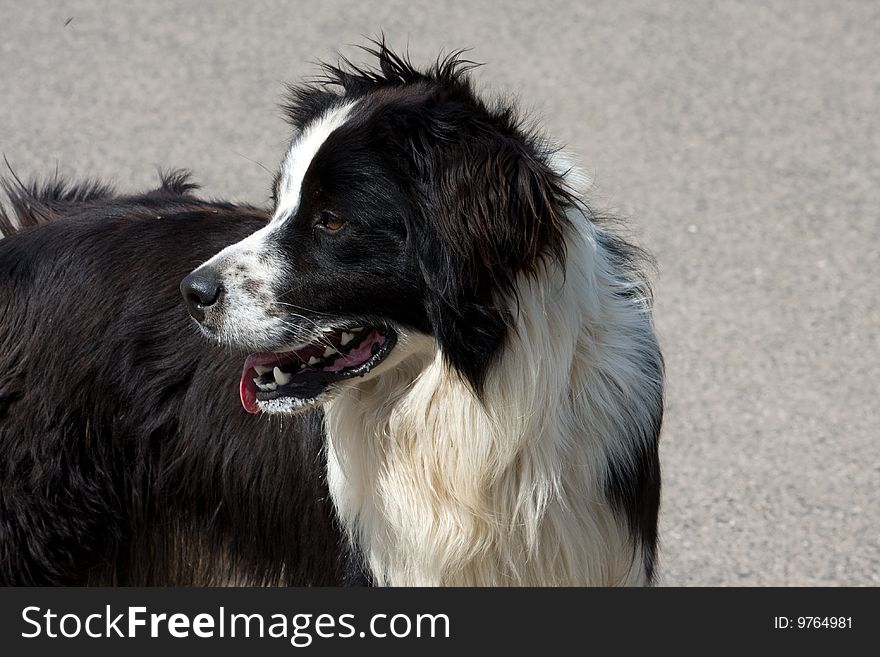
180, 269, 223, 321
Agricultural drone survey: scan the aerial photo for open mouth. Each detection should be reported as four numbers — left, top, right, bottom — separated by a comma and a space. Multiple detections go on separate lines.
239, 325, 397, 413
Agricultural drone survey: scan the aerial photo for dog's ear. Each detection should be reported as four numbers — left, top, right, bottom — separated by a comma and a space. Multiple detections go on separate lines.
410, 136, 571, 393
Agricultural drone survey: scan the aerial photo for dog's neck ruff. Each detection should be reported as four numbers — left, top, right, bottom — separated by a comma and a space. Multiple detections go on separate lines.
323, 209, 662, 586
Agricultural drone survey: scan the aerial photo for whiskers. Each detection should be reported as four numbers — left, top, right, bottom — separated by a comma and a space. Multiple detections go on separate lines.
272, 299, 331, 316
271, 300, 339, 352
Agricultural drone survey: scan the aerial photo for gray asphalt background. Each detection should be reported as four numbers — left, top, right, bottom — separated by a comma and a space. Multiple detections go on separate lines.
1, 1, 877, 585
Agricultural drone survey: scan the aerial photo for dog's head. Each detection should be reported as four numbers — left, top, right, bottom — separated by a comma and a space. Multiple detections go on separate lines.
181, 43, 575, 414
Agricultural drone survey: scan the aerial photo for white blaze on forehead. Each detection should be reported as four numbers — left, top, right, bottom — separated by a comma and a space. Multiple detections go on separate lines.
203, 101, 357, 268
274, 101, 357, 223
185, 101, 359, 350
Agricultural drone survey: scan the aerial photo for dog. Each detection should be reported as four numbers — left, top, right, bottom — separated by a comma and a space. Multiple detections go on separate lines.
0, 172, 361, 585
182, 43, 664, 586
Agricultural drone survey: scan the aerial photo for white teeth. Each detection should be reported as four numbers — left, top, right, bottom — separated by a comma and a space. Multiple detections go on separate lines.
307, 356, 320, 366
254, 378, 278, 392
254, 365, 272, 376
324, 346, 336, 357
274, 367, 291, 385
351, 326, 363, 333
266, 382, 277, 391
340, 331, 354, 346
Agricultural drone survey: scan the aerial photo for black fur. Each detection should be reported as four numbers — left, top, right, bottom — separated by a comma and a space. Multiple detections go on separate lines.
197, 42, 663, 581
594, 228, 663, 582
0, 173, 361, 585
264, 41, 578, 392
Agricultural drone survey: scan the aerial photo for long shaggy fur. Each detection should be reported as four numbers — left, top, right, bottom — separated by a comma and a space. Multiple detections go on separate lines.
184, 41, 664, 586
0, 173, 360, 585
319, 46, 663, 585
325, 201, 662, 586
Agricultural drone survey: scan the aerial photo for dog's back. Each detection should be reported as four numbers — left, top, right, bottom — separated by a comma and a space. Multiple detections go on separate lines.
0, 173, 355, 585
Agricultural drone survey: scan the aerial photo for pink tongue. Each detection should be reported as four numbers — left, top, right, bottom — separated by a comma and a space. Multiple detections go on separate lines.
236, 331, 386, 413
239, 365, 260, 414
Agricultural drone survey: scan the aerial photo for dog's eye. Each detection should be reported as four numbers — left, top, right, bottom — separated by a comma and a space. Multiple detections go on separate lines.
316, 211, 345, 232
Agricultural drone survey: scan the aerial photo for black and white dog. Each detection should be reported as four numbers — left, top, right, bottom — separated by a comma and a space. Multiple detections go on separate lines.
0, 174, 358, 585
182, 44, 664, 585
